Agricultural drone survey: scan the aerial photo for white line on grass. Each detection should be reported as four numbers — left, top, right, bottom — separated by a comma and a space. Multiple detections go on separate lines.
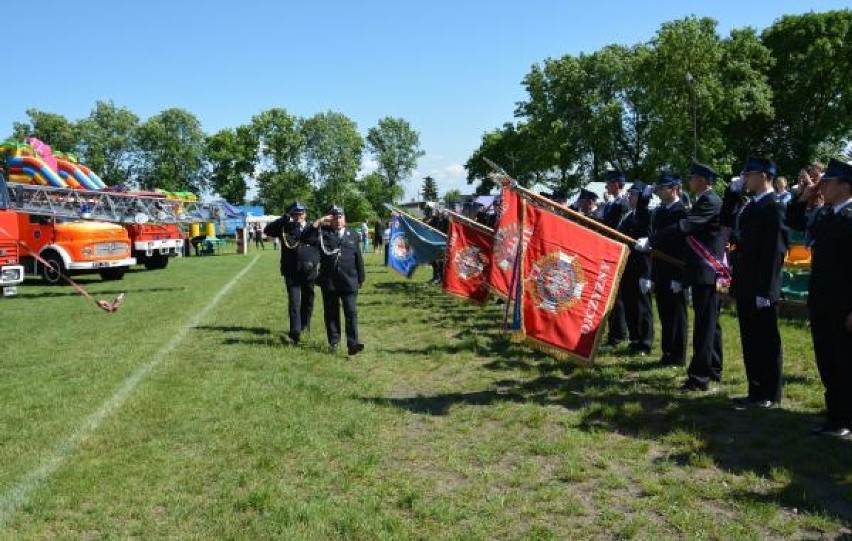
0, 255, 261, 530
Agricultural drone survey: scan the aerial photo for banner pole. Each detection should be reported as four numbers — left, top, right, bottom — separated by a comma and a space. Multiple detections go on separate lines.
443, 209, 495, 235
384, 203, 447, 238
482, 158, 684, 269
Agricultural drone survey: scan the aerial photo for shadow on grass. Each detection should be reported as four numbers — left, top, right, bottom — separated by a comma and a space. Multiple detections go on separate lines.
194, 325, 273, 335
361, 272, 852, 525
192, 325, 290, 348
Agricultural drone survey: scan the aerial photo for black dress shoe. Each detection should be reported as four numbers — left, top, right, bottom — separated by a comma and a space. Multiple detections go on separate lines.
680, 379, 710, 392
731, 396, 753, 407
347, 343, 365, 356
732, 396, 775, 409
810, 424, 851, 437
288, 331, 300, 345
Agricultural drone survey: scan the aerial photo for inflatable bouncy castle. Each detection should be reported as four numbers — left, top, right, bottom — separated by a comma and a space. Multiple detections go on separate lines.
0, 138, 107, 190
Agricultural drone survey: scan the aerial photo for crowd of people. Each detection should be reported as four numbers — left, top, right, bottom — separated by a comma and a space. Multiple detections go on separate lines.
260, 156, 850, 438
583, 158, 851, 438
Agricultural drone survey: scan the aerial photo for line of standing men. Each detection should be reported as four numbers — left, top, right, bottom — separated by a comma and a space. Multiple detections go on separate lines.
264, 202, 365, 356
625, 157, 852, 438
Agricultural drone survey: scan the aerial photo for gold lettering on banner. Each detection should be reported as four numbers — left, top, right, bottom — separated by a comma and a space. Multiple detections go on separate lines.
581, 262, 610, 334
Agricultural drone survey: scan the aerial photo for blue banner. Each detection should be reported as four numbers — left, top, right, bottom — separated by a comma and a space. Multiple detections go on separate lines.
388, 216, 418, 278
396, 213, 446, 265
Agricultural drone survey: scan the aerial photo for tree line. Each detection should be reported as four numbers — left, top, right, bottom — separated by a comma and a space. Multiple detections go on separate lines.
6, 105, 424, 221
466, 10, 852, 194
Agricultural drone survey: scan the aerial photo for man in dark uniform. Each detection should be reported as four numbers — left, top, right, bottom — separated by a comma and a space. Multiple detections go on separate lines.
264, 202, 319, 345
724, 158, 789, 407
573, 189, 600, 217
303, 206, 366, 356
600, 169, 630, 348
787, 159, 852, 437
618, 181, 655, 355
650, 171, 689, 367
637, 162, 725, 391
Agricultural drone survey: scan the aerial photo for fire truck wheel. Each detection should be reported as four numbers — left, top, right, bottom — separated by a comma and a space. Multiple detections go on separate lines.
144, 253, 169, 270
40, 252, 66, 285
100, 267, 127, 281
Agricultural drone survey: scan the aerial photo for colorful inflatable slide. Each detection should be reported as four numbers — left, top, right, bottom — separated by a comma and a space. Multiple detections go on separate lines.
0, 138, 106, 190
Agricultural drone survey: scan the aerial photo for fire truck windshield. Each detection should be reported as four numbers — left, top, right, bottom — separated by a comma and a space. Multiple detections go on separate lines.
0, 172, 7, 210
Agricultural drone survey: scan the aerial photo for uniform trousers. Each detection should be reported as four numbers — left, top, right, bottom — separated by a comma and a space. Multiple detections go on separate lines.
735, 299, 783, 402
322, 289, 359, 347
687, 285, 723, 387
622, 283, 654, 351
655, 286, 688, 365
810, 308, 852, 427
286, 278, 315, 337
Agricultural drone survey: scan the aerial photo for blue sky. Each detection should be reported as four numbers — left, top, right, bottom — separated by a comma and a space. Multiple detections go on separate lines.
1, 0, 848, 200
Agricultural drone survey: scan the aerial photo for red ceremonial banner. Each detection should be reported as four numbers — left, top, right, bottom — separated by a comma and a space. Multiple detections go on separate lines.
518, 201, 628, 364
442, 218, 493, 304
487, 184, 523, 298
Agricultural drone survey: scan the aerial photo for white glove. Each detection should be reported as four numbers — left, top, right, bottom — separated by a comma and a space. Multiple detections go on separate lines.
639, 278, 653, 294
643, 185, 654, 198
670, 280, 683, 294
634, 237, 651, 252
756, 296, 771, 309
731, 176, 745, 193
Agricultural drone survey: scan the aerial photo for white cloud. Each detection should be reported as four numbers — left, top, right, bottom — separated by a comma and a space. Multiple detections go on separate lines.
359, 157, 379, 177
400, 157, 472, 201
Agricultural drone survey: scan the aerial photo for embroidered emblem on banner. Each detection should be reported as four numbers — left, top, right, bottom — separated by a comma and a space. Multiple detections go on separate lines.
493, 223, 520, 272
391, 232, 413, 259
526, 251, 586, 313
454, 246, 487, 280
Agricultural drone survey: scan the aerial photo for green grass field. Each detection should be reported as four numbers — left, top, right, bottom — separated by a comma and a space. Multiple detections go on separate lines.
0, 248, 850, 540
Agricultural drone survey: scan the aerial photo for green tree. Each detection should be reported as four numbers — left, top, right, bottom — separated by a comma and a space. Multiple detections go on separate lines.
421, 175, 438, 201
761, 10, 852, 173
359, 171, 403, 218
250, 108, 308, 213
442, 188, 462, 205
255, 169, 313, 215
135, 108, 207, 193
302, 111, 364, 212
11, 109, 79, 151
366, 117, 424, 191
251, 108, 303, 171
76, 101, 140, 187
205, 125, 257, 204
465, 122, 543, 194
637, 16, 773, 176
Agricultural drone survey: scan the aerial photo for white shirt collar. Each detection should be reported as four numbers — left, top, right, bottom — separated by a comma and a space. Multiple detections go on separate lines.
751, 189, 772, 203
833, 197, 852, 214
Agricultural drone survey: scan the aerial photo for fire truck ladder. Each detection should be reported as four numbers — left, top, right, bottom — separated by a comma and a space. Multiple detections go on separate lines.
3, 182, 219, 224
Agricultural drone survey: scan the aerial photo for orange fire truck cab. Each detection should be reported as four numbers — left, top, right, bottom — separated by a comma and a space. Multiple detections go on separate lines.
0, 175, 25, 296
18, 213, 135, 284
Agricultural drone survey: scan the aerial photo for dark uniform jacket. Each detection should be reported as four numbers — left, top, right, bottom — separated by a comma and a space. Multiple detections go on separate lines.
302, 225, 365, 293
264, 216, 320, 283
618, 194, 652, 280
650, 201, 688, 285
787, 199, 852, 313
601, 195, 628, 229
725, 191, 788, 302
651, 189, 723, 287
